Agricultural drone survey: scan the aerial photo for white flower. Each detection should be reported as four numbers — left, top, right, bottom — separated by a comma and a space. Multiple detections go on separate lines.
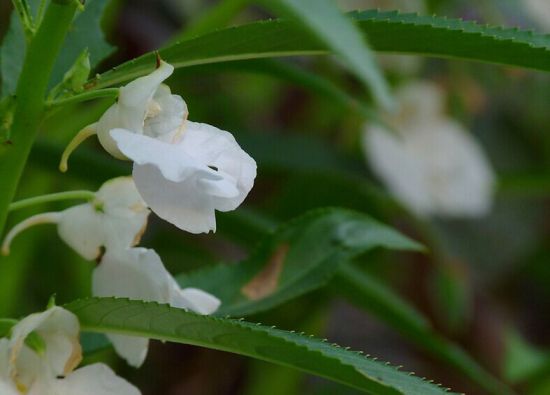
110, 121, 256, 233
362, 81, 495, 218
93, 247, 220, 367
0, 306, 140, 395
60, 60, 256, 234
2, 177, 149, 260
95, 61, 187, 159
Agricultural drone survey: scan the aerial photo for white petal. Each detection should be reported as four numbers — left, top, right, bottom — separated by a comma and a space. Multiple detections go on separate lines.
58, 177, 150, 260
111, 129, 220, 233
92, 248, 219, 365
0, 381, 18, 395
96, 61, 174, 158
52, 363, 140, 395
9, 307, 81, 380
181, 121, 257, 211
119, 61, 174, 115
143, 84, 188, 140
58, 205, 105, 260
111, 123, 256, 233
93, 248, 172, 303
133, 163, 218, 233
363, 125, 433, 216
418, 120, 495, 217
110, 128, 216, 181
172, 288, 221, 315
92, 248, 172, 366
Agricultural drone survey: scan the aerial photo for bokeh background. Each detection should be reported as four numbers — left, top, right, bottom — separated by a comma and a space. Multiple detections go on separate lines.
1, 1, 550, 394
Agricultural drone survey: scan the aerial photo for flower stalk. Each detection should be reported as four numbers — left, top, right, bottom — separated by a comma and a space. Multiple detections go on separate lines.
0, 0, 78, 238
8, 190, 96, 212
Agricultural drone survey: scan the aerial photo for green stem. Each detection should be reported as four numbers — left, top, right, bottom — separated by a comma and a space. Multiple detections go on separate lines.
47, 88, 119, 109
0, 0, 78, 237
8, 190, 95, 212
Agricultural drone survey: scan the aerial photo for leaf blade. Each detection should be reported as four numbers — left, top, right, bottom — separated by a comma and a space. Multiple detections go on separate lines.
66, 297, 453, 395
88, 10, 550, 90
178, 208, 422, 317
271, 0, 392, 108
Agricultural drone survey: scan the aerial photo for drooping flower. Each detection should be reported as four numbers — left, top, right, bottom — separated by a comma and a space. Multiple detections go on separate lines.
362, 81, 495, 218
92, 247, 220, 367
61, 60, 256, 234
2, 177, 149, 260
0, 306, 140, 395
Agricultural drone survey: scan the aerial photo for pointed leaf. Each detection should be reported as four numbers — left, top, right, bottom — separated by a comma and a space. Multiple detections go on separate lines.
66, 297, 454, 395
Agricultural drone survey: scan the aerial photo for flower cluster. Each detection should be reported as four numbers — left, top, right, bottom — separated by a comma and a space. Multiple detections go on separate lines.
362, 81, 495, 218
0, 306, 140, 394
2, 60, 257, 389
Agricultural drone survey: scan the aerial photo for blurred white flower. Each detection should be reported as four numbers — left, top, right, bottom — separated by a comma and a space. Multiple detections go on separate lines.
93, 247, 220, 367
61, 61, 256, 234
2, 177, 149, 260
362, 81, 495, 218
0, 306, 140, 395
524, 0, 550, 30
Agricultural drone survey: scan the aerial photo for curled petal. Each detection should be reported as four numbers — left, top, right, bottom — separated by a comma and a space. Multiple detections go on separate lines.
181, 121, 257, 212
97, 61, 175, 158
143, 84, 188, 141
9, 307, 82, 381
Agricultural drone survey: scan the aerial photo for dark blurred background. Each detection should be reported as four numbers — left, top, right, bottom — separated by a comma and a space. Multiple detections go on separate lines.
1, 1, 550, 394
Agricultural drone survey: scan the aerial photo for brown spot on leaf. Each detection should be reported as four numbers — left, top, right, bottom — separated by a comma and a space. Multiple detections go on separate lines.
241, 243, 289, 300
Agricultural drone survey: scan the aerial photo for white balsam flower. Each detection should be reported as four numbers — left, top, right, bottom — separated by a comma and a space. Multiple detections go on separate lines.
2, 177, 149, 260
1, 306, 140, 395
362, 81, 495, 218
61, 61, 256, 234
92, 247, 220, 367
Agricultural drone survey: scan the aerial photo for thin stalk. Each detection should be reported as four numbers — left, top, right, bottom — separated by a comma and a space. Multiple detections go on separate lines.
11, 0, 35, 41
47, 88, 119, 109
0, 0, 78, 237
8, 190, 95, 212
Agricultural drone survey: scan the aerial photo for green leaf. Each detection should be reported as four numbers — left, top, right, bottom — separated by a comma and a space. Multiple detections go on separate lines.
503, 329, 550, 384
66, 297, 453, 395
0, 0, 113, 97
49, 0, 114, 89
214, 209, 512, 395
178, 208, 422, 317
269, 0, 391, 109
87, 10, 550, 90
